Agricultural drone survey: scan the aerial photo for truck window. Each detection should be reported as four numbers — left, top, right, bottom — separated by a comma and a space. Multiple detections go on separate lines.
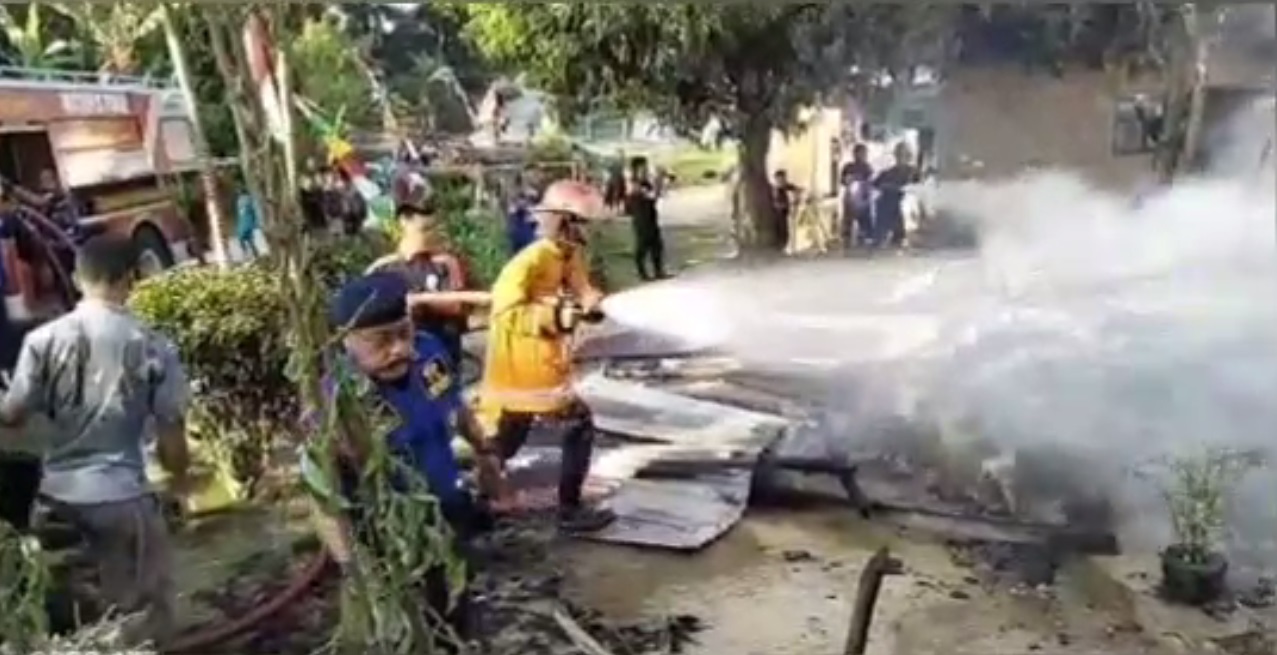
0, 131, 57, 189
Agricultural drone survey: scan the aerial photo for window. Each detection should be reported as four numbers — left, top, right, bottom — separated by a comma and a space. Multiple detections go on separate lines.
161, 119, 196, 165
1112, 94, 1162, 156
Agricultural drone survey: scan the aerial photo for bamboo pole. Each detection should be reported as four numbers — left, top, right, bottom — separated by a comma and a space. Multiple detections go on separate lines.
161, 2, 230, 268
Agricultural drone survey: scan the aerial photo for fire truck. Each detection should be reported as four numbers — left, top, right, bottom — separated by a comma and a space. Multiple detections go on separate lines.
0, 65, 206, 329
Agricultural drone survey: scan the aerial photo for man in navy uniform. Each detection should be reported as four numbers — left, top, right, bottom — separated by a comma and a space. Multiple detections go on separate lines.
303, 272, 501, 645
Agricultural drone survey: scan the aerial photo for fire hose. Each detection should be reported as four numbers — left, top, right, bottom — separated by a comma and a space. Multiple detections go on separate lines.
165, 343, 483, 653
166, 326, 496, 652
165, 549, 332, 653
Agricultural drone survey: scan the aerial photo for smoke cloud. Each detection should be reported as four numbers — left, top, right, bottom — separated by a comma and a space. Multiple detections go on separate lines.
602, 97, 1277, 571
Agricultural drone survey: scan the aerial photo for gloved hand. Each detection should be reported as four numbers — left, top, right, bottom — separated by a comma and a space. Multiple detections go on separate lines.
554, 297, 584, 334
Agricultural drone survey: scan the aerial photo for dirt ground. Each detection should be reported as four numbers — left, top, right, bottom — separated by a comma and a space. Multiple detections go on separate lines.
562, 508, 1185, 655
156, 496, 1266, 655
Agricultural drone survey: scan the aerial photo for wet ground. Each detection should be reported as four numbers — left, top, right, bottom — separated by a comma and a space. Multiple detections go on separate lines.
564, 507, 1181, 655
137, 488, 1277, 655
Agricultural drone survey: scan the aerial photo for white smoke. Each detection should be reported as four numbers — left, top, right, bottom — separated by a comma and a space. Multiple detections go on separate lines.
602, 98, 1277, 569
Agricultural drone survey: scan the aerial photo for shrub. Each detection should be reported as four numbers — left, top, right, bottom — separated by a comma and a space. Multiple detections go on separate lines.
130, 266, 291, 497
1142, 447, 1265, 563
309, 230, 395, 288
441, 205, 509, 288
131, 233, 398, 498
425, 170, 476, 209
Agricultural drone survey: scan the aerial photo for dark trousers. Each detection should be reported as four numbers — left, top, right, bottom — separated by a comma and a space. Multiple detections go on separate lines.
493, 402, 596, 509
875, 197, 906, 247
46, 494, 177, 646
849, 205, 875, 246
0, 453, 41, 531
632, 219, 665, 280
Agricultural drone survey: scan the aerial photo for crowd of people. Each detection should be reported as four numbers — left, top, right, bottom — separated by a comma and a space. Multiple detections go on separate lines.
762, 141, 922, 253
0, 172, 619, 649
836, 141, 922, 250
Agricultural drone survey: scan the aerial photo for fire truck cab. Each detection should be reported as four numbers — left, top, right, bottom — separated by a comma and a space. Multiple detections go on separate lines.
0, 65, 204, 329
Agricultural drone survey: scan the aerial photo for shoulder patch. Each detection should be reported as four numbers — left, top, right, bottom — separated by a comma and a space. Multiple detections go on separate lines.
421, 355, 453, 398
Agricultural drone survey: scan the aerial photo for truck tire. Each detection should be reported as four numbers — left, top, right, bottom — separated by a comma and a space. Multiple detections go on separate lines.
133, 225, 175, 278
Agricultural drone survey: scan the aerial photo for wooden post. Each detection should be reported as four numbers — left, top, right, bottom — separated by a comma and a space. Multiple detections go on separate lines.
843, 547, 903, 655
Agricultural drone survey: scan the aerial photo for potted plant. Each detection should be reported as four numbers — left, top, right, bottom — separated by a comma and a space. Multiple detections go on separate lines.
1150, 447, 1264, 606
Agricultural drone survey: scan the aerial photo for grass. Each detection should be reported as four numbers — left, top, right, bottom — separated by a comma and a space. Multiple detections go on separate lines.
598, 144, 736, 189
592, 220, 734, 291
657, 148, 736, 188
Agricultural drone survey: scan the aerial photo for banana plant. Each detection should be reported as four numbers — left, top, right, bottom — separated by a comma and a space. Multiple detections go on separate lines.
53, 1, 164, 74
0, 3, 79, 70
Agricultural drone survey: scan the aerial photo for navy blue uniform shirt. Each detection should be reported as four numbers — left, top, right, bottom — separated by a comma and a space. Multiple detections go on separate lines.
377, 331, 466, 505
305, 331, 467, 508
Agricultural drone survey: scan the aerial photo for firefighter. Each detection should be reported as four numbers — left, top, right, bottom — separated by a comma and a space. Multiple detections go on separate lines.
479, 179, 615, 533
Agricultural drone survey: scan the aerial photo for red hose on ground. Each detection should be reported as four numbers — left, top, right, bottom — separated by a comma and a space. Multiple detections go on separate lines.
165, 550, 332, 654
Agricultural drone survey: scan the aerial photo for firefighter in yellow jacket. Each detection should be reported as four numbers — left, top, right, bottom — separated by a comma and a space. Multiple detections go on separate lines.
479, 180, 615, 533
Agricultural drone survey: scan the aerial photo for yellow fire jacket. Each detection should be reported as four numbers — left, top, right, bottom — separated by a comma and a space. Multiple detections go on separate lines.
479, 238, 602, 421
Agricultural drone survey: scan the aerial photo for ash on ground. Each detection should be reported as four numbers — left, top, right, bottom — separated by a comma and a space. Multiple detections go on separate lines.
188, 519, 702, 655
474, 518, 704, 655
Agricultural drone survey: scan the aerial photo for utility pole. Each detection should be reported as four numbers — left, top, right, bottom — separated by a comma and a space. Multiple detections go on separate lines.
161, 2, 230, 268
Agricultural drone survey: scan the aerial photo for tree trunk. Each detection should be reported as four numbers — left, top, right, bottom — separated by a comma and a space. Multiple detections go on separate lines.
738, 117, 784, 253
162, 3, 230, 268
1157, 3, 1210, 183
1179, 7, 1211, 175
205, 8, 262, 210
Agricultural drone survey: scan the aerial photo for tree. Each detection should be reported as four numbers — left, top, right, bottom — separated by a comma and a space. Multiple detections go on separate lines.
0, 3, 79, 69
388, 52, 476, 135
337, 4, 491, 136
343, 3, 492, 97
54, 2, 163, 74
462, 4, 955, 252
289, 15, 376, 130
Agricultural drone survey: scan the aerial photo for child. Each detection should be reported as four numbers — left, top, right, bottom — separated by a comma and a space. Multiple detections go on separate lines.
235, 187, 261, 260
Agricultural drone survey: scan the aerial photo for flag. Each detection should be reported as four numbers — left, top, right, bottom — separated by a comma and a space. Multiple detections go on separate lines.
243, 12, 287, 143
294, 98, 395, 230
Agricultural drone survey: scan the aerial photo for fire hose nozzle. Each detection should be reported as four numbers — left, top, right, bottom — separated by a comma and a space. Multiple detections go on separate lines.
554, 297, 606, 333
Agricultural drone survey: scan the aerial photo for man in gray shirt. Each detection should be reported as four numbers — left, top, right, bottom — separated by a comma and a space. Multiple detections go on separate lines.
0, 233, 191, 646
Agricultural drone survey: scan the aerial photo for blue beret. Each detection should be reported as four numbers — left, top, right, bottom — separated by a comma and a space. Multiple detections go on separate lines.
329, 272, 409, 330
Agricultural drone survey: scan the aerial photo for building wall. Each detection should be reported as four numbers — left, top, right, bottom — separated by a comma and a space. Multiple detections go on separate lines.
936, 65, 1161, 191
767, 106, 852, 198
936, 39, 1275, 192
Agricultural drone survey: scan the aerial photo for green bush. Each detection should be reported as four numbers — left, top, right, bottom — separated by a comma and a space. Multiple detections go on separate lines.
129, 235, 389, 496
130, 266, 291, 497
442, 206, 509, 288
425, 170, 476, 208
309, 230, 395, 288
